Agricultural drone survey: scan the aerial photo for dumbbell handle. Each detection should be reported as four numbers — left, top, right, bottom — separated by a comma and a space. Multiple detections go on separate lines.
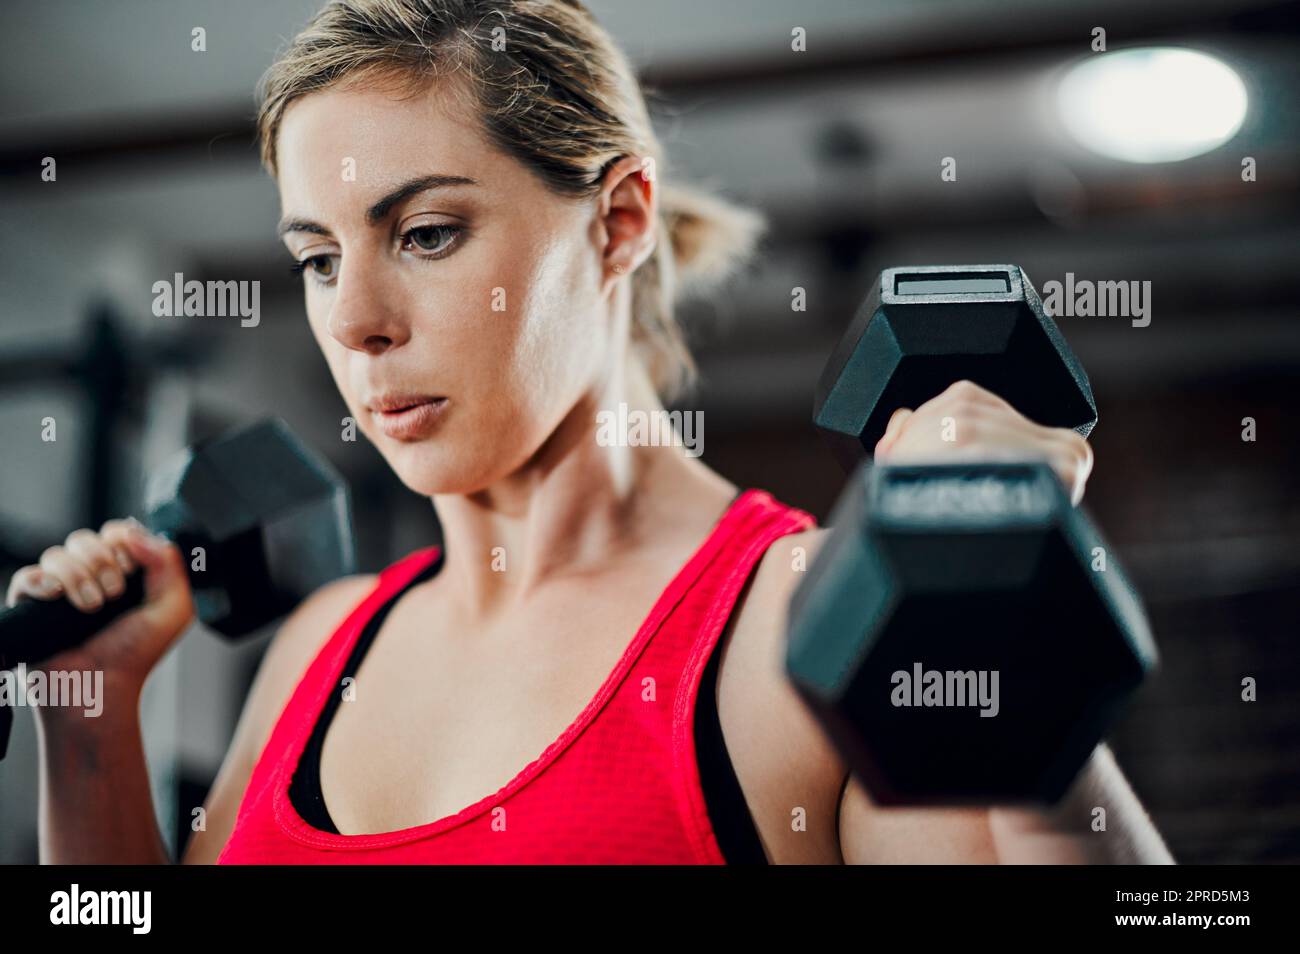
0, 571, 148, 671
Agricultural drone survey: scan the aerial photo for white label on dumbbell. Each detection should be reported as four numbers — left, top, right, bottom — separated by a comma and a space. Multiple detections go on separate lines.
880, 474, 1051, 523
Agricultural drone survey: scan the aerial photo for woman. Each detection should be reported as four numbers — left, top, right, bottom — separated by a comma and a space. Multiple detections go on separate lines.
11, 0, 1170, 864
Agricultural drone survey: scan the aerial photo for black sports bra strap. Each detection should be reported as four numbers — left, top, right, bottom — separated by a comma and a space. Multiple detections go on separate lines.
288, 551, 444, 833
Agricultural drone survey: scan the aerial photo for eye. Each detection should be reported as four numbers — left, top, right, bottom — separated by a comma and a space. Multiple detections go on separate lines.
400, 224, 463, 257
289, 254, 338, 285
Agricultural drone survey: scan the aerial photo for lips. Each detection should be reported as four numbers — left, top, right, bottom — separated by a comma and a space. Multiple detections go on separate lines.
368, 393, 444, 414
367, 394, 449, 440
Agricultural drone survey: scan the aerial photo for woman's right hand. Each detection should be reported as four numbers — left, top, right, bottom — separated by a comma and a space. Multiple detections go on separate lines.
4, 519, 195, 697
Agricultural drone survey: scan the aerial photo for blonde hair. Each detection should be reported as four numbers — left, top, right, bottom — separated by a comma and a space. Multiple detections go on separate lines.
256, 0, 765, 404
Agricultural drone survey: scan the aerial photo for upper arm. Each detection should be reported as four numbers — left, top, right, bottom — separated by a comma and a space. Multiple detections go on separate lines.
718, 527, 849, 863
838, 776, 998, 864
181, 573, 378, 864
741, 526, 1000, 864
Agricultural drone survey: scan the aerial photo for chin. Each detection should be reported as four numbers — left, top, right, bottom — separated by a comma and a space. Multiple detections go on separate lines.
379, 440, 494, 498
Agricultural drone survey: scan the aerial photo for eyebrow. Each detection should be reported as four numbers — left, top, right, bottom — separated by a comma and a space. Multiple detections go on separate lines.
277, 173, 480, 238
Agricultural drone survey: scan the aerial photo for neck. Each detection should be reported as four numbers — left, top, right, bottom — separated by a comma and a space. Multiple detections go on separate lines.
429, 354, 735, 618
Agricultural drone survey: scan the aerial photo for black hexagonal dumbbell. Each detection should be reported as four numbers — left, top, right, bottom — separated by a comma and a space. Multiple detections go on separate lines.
0, 418, 355, 759
785, 265, 1159, 805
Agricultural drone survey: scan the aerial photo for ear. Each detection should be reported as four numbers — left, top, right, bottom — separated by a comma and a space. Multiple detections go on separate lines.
595, 154, 658, 294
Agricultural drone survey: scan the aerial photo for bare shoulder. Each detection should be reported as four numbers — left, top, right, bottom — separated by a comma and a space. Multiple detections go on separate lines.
248, 573, 379, 726
731, 526, 832, 644
730, 527, 832, 635
237, 573, 381, 762
715, 526, 847, 863
181, 573, 377, 863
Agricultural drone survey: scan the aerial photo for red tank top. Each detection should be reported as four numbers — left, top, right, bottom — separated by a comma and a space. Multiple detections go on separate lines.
217, 488, 816, 864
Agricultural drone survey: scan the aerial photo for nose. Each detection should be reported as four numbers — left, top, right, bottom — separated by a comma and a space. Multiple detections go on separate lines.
325, 258, 411, 355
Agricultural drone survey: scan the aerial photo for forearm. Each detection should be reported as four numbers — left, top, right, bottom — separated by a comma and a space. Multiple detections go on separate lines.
35, 678, 172, 864
987, 744, 1174, 864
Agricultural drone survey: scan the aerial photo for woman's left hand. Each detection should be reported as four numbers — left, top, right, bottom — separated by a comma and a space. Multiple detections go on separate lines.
873, 379, 1094, 505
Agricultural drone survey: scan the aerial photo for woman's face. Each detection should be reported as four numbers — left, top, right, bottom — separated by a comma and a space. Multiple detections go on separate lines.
276, 79, 617, 496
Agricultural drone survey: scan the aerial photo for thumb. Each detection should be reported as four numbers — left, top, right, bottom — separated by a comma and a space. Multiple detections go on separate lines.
874, 408, 913, 458
121, 531, 193, 630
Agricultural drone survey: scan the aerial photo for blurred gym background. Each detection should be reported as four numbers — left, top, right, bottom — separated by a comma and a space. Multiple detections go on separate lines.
1, 0, 1296, 863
